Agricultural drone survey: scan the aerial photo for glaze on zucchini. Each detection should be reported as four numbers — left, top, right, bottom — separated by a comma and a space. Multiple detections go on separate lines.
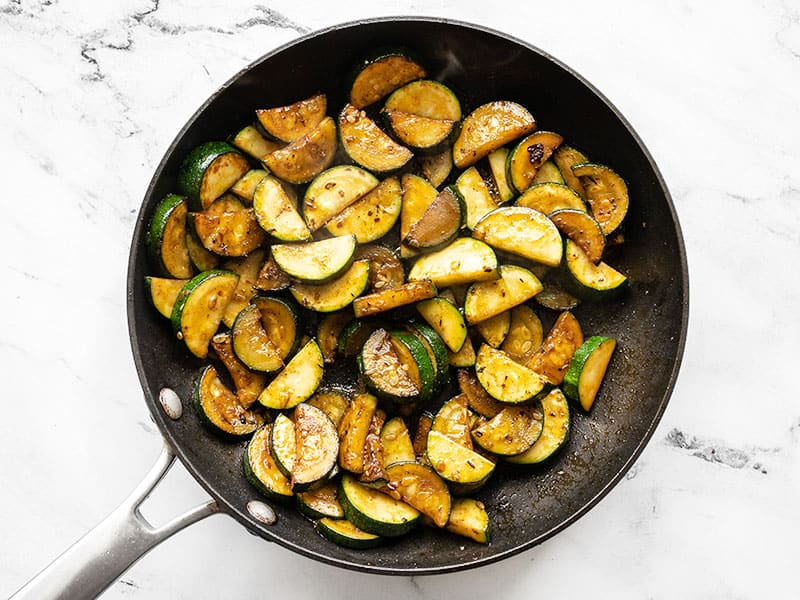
384, 461, 451, 528
243, 424, 294, 501
293, 403, 339, 491
500, 305, 544, 359
339, 473, 420, 537
506, 131, 563, 194
252, 175, 312, 242
304, 165, 379, 231
471, 404, 544, 456
339, 104, 413, 173
464, 264, 543, 325
325, 176, 402, 243
563, 240, 627, 300
147, 194, 193, 278
506, 388, 570, 465
255, 93, 327, 143
178, 141, 250, 210
350, 52, 426, 109
563, 336, 617, 411
257, 339, 324, 409
262, 116, 337, 184
416, 296, 467, 353
454, 167, 499, 230
210, 332, 266, 408
571, 163, 629, 235
272, 234, 357, 284
407, 238, 498, 288
353, 280, 436, 318
516, 182, 587, 215
290, 259, 370, 313
474, 311, 511, 348
403, 186, 463, 250
220, 249, 265, 328
190, 195, 266, 257
472, 206, 562, 267
526, 311, 584, 385
475, 344, 550, 404
453, 101, 536, 169
358, 329, 419, 403
382, 109, 456, 154
194, 365, 264, 438
338, 392, 378, 474
426, 430, 495, 488
550, 208, 605, 264
384, 79, 462, 121
145, 276, 188, 319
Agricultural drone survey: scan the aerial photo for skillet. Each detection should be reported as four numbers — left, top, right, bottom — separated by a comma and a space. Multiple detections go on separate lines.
11, 16, 688, 599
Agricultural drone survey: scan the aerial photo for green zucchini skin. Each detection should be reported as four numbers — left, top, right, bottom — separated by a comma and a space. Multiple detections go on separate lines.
177, 141, 248, 210
409, 321, 450, 390
562, 239, 628, 301
315, 517, 383, 549
147, 194, 193, 278
338, 474, 420, 537
390, 330, 437, 403
193, 365, 264, 440
243, 424, 294, 502
348, 48, 427, 109
505, 388, 570, 465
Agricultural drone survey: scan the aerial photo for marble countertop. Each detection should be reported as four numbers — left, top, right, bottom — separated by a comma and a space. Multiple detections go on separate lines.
2, 1, 798, 598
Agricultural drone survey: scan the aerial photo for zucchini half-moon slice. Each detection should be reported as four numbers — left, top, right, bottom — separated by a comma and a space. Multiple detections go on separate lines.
178, 141, 250, 210
452, 101, 536, 169
339, 104, 413, 173
255, 93, 327, 143
472, 206, 562, 267
262, 116, 337, 184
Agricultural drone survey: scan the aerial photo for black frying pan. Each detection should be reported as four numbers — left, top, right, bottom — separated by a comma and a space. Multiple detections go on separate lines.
14, 16, 688, 596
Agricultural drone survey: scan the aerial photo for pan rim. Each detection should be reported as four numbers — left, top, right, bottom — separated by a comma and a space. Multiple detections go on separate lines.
127, 15, 689, 576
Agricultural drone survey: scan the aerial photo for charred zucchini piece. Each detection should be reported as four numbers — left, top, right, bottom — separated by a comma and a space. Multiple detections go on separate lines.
407, 238, 498, 288
431, 394, 473, 449
571, 163, 629, 235
171, 270, 239, 359
506, 388, 570, 465
448, 335, 476, 368
446, 498, 491, 544
338, 393, 378, 474
358, 329, 419, 403
535, 279, 581, 311
360, 409, 388, 486
193, 365, 264, 438
563, 239, 628, 300
307, 389, 350, 429
475, 344, 551, 404
384, 461, 451, 528
426, 430, 495, 489
210, 332, 266, 408
501, 305, 544, 359
516, 182, 587, 214
317, 312, 352, 363
457, 369, 505, 418
353, 280, 437, 318
471, 404, 544, 456
230, 169, 269, 203
231, 303, 284, 373
186, 228, 219, 272
325, 177, 402, 243
349, 52, 426, 108
354, 244, 404, 293
385, 79, 462, 120
257, 339, 324, 409
474, 311, 511, 348
230, 126, 281, 161
526, 311, 584, 385
254, 251, 290, 292
251, 295, 300, 360
531, 160, 565, 185
290, 260, 370, 313
145, 276, 188, 319
381, 417, 416, 467
147, 194, 193, 278
454, 167, 499, 230
338, 319, 376, 358
563, 336, 617, 411
416, 296, 467, 353
488, 148, 515, 203
296, 481, 344, 520
418, 148, 453, 188
472, 206, 562, 267
178, 141, 250, 210
412, 412, 434, 463
293, 403, 339, 491
255, 93, 327, 143
550, 208, 605, 264
453, 101, 536, 169
220, 249, 265, 328
400, 173, 438, 258
316, 517, 382, 549
552, 145, 589, 198
243, 424, 294, 501
262, 116, 337, 184
464, 265, 543, 325
506, 131, 563, 194
252, 175, 312, 242
272, 234, 357, 284
339, 104, 413, 173
304, 166, 379, 231
190, 195, 266, 257
382, 109, 456, 154
269, 412, 296, 478
403, 186, 463, 250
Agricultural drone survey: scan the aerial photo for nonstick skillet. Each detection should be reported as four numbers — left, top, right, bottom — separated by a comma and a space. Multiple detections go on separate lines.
12, 17, 688, 599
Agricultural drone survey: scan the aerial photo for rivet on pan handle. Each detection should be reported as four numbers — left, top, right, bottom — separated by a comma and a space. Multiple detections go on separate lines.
10, 442, 220, 600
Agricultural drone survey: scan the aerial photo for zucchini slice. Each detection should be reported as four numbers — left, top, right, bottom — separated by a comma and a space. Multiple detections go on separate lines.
501, 305, 544, 359
516, 182, 587, 215
488, 148, 515, 203
257, 338, 324, 409
382, 109, 456, 154
210, 332, 266, 409
431, 394, 473, 449
354, 244, 404, 293
304, 165, 379, 232
255, 93, 327, 143
464, 265, 543, 325
190, 195, 266, 257
474, 311, 511, 348
453, 101, 536, 169
526, 311, 584, 385
506, 131, 563, 194
457, 369, 504, 418
230, 169, 269, 203
262, 116, 337, 184
325, 177, 402, 244
252, 175, 312, 242
403, 186, 463, 250
145, 276, 188, 319
270, 412, 296, 478
352, 280, 437, 319
426, 430, 495, 488
358, 329, 419, 403
254, 251, 291, 292
446, 498, 491, 544
416, 296, 467, 353
147, 194, 193, 278
390, 329, 437, 403
563, 336, 617, 411
384, 79, 462, 121
307, 389, 350, 429
571, 163, 629, 235
418, 148, 453, 188
535, 279, 581, 311
171, 270, 239, 359
338, 318, 376, 358
550, 208, 605, 264
552, 145, 588, 198
408, 321, 450, 390
193, 365, 264, 438
177, 141, 250, 210
563, 239, 628, 300
384, 461, 451, 528
380, 417, 416, 467
531, 160, 565, 185
412, 412, 434, 463
454, 167, 499, 230
338, 392, 378, 474
317, 312, 352, 363
475, 344, 551, 404
471, 404, 544, 456
272, 234, 357, 284
296, 481, 344, 520
506, 388, 570, 465
339, 474, 419, 537
230, 126, 281, 162
251, 295, 300, 361
293, 403, 339, 491
448, 335, 476, 368
400, 173, 438, 257
220, 249, 265, 328
316, 517, 382, 549
472, 206, 562, 267
231, 303, 284, 373
291, 260, 370, 313
243, 424, 294, 501
360, 409, 388, 486
186, 228, 219, 272
407, 238, 498, 288
339, 104, 413, 173
349, 52, 426, 108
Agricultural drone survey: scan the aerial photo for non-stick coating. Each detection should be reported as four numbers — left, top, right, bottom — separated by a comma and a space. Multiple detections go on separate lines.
127, 17, 688, 575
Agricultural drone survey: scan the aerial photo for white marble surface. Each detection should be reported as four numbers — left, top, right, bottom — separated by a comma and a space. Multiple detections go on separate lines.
1, 0, 798, 598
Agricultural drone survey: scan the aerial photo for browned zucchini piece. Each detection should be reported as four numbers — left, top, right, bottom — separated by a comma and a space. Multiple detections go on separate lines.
454, 166, 500, 230
290, 260, 370, 313
220, 249, 265, 328
317, 312, 353, 363
516, 181, 587, 215
426, 430, 495, 490
190, 195, 266, 257
350, 53, 426, 108
446, 498, 491, 544
550, 208, 606, 264
471, 404, 544, 456
257, 339, 324, 409
255, 93, 327, 143
552, 145, 589, 198
501, 305, 544, 359
472, 205, 562, 268
400, 173, 438, 258
381, 417, 416, 467
384, 79, 462, 121
382, 108, 456, 154
230, 128, 281, 162
252, 175, 312, 242
418, 148, 453, 188
474, 311, 511, 348
506, 131, 563, 194
457, 369, 505, 418
412, 412, 434, 463
354, 244, 405, 293
464, 264, 543, 325
475, 345, 551, 404
360, 409, 388, 486
210, 332, 266, 408
431, 394, 473, 450
325, 177, 402, 244
145, 276, 188, 319
262, 116, 337, 184
303, 165, 379, 232
448, 335, 476, 368
571, 163, 629, 235
231, 303, 284, 373
407, 238, 499, 288
339, 104, 413, 173
403, 187, 463, 250
526, 311, 584, 385
194, 365, 264, 438
254, 251, 291, 292
307, 389, 350, 429
535, 279, 581, 311
338, 393, 379, 474
352, 280, 437, 319
292, 403, 339, 491
384, 462, 451, 528
453, 101, 536, 169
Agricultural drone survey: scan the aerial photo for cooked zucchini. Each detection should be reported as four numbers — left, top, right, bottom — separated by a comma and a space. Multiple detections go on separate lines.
230, 127, 281, 162
465, 264, 543, 326
446, 498, 491, 544
253, 251, 290, 292
220, 249, 265, 328
358, 329, 419, 403
317, 312, 352, 363
255, 93, 327, 143
506, 388, 570, 465
380, 417, 416, 467
210, 332, 266, 408
526, 311, 584, 385
400, 173, 438, 257
145, 276, 188, 319
487, 148, 515, 203
571, 163, 629, 235
384, 79, 462, 120
230, 169, 268, 204
382, 109, 456, 154
535, 279, 581, 311
338, 392, 378, 474
407, 238, 498, 288
316, 517, 382, 548
339, 104, 413, 173
448, 335, 476, 368
418, 148, 453, 188
531, 160, 565, 185
338, 318, 376, 358
563, 239, 627, 300
474, 311, 511, 348
501, 305, 544, 359
269, 412, 296, 478
506, 131, 563, 194
408, 321, 450, 390
353, 280, 436, 318
147, 194, 193, 278
472, 206, 562, 267
243, 424, 294, 501
262, 116, 337, 184
193, 365, 264, 438
354, 244, 404, 293
252, 175, 312, 242
431, 394, 473, 449
272, 235, 357, 284
296, 481, 344, 520
231, 304, 283, 373
251, 295, 300, 361
453, 101, 536, 169
550, 208, 605, 264
384, 461, 451, 528
552, 145, 588, 198
339, 474, 419, 537
416, 296, 467, 353
290, 259, 370, 313
325, 176, 402, 243
471, 404, 544, 456
563, 336, 617, 411
171, 270, 239, 359
390, 329, 437, 403
349, 51, 426, 108
475, 344, 551, 404
360, 409, 388, 486
404, 186, 463, 250
190, 195, 266, 257
293, 403, 339, 491
178, 141, 250, 210
516, 182, 587, 215
304, 165, 379, 231
457, 369, 504, 418
412, 412, 434, 462
257, 338, 324, 409
307, 389, 350, 429
426, 430, 495, 488
186, 228, 219, 272
454, 167, 499, 230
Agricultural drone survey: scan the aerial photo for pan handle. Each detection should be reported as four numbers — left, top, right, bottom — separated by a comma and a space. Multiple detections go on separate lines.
10, 442, 220, 600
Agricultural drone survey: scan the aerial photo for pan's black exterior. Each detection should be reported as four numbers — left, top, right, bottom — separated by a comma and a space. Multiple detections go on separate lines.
127, 18, 688, 575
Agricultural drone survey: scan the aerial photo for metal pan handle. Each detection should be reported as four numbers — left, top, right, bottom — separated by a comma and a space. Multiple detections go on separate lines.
10, 442, 220, 600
